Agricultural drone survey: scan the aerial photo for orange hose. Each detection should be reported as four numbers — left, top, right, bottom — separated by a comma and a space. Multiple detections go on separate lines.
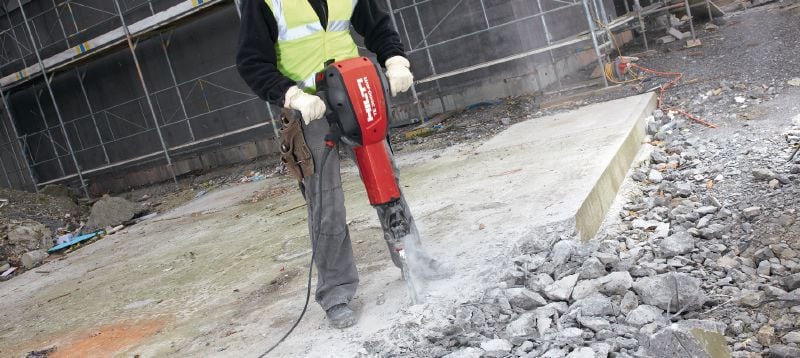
631, 64, 717, 129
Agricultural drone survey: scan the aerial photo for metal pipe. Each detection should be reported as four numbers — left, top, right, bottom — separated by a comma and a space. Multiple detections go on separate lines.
66, 1, 80, 35
2, 0, 227, 92
5, 4, 40, 186
18, 0, 88, 196
706, 0, 714, 21
0, 110, 24, 186
266, 103, 279, 142
75, 68, 110, 164
634, 0, 649, 51
536, 0, 564, 93
413, 4, 437, 120
104, 111, 115, 140
199, 80, 212, 112
5, 9, 30, 68
50, 0, 71, 49
31, 86, 66, 176
71, 117, 85, 150
597, 0, 610, 25
233, 0, 242, 18
385, 0, 426, 122
406, 3, 580, 55
160, 34, 195, 141
390, 0, 436, 13
591, 0, 602, 25
112, 0, 178, 185
416, 33, 593, 84
37, 120, 276, 186
0, 155, 11, 188
591, 0, 609, 51
478, 0, 491, 28
641, 3, 686, 16
582, 0, 609, 87
597, 0, 611, 62
0, 89, 38, 192
683, 0, 696, 39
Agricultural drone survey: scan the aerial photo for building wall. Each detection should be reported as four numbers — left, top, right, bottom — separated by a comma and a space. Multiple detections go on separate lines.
0, 0, 618, 193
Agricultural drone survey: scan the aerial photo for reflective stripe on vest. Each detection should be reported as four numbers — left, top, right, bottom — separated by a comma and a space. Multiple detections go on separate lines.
264, 0, 360, 91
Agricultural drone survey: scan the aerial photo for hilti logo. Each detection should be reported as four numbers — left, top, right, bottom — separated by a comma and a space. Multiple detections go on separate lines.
357, 77, 377, 122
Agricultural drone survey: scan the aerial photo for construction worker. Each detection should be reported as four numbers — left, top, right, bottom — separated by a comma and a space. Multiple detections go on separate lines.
236, 0, 450, 329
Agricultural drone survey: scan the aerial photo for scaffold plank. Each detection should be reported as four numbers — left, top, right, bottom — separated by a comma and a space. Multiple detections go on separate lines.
0, 0, 225, 89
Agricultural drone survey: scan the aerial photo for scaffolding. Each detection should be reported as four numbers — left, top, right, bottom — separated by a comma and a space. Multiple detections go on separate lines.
0, 0, 277, 196
382, 0, 626, 123
0, 0, 709, 195
384, 0, 716, 122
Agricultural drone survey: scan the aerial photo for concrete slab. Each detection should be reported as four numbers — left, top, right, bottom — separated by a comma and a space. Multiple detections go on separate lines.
0, 93, 656, 357
445, 91, 656, 241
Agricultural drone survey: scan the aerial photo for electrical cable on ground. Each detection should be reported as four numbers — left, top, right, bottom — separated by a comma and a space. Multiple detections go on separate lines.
258, 146, 333, 357
594, 16, 716, 129
631, 64, 717, 128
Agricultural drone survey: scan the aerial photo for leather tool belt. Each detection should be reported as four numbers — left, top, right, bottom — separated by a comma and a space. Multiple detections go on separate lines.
279, 109, 314, 181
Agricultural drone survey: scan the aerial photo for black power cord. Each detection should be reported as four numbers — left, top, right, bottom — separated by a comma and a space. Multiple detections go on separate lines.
259, 145, 334, 357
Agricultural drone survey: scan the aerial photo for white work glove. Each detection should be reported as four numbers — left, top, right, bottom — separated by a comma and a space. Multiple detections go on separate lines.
284, 85, 326, 124
384, 56, 414, 96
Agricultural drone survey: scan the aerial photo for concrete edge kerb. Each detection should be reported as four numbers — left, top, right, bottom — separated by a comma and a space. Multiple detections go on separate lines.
575, 93, 658, 241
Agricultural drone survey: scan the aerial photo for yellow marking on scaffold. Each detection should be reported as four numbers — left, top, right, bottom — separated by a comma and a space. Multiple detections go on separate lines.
74, 42, 91, 55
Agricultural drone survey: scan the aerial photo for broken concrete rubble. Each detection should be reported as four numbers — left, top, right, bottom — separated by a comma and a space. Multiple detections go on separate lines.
85, 195, 146, 230
443, 347, 484, 358
770, 345, 800, 358
543, 273, 579, 301
578, 256, 606, 279
643, 320, 730, 358
20, 250, 48, 269
565, 347, 595, 358
505, 288, 547, 310
632, 273, 707, 312
656, 231, 695, 257
757, 325, 776, 346
752, 168, 777, 181
626, 304, 666, 328
40, 184, 78, 202
1, 220, 52, 261
570, 293, 615, 316
480, 339, 512, 358
668, 27, 687, 40
505, 312, 536, 338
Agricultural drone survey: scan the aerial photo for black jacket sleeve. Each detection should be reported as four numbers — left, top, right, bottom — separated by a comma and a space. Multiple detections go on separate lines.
236, 0, 407, 107
236, 0, 296, 106
351, 1, 406, 65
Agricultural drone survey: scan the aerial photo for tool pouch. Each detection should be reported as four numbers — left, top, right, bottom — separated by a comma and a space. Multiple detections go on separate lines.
279, 109, 314, 181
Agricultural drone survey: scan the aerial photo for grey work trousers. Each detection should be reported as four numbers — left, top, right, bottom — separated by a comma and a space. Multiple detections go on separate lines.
301, 118, 421, 311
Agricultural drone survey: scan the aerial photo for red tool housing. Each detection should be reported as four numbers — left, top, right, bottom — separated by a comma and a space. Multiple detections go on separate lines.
319, 57, 400, 206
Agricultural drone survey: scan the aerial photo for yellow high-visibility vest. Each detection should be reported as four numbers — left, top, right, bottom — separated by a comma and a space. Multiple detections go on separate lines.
264, 0, 359, 92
